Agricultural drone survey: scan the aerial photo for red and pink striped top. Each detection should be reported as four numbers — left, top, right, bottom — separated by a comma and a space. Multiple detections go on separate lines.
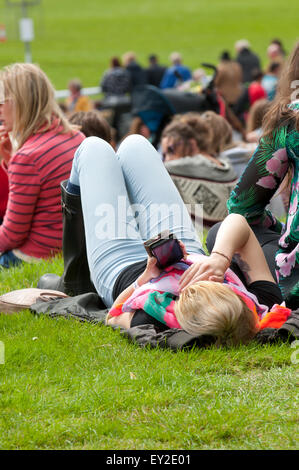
0, 123, 84, 259
0, 161, 9, 219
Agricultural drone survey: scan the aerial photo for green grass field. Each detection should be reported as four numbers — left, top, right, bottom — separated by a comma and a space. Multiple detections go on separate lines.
0, 0, 298, 89
0, 0, 299, 451
0, 255, 298, 450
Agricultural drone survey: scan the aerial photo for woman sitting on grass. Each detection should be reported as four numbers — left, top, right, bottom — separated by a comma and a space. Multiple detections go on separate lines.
64, 133, 290, 346
160, 114, 237, 180
159, 113, 238, 225
0, 63, 84, 268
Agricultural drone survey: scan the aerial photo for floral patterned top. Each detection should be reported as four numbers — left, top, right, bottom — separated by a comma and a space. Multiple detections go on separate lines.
227, 102, 299, 309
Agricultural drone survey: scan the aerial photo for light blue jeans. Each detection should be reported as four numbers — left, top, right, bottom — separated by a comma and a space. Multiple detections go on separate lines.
69, 135, 204, 307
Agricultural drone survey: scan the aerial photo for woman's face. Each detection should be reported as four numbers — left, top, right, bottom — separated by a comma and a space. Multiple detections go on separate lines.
0, 96, 14, 133
162, 136, 185, 161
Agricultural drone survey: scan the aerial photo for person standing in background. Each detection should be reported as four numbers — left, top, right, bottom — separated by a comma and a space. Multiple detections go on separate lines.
146, 54, 167, 88
235, 40, 261, 83
100, 57, 131, 97
122, 52, 148, 90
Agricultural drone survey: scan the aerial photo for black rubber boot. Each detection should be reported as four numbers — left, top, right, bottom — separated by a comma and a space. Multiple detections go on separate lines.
37, 180, 97, 296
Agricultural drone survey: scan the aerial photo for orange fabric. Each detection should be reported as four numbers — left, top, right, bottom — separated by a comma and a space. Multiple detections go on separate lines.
259, 305, 292, 330
229, 284, 291, 330
65, 95, 92, 112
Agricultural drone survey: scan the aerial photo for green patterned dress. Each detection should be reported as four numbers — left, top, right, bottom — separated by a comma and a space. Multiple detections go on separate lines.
227, 102, 299, 309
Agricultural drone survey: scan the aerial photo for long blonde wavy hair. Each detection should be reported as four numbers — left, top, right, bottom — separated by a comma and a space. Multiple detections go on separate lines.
0, 63, 75, 150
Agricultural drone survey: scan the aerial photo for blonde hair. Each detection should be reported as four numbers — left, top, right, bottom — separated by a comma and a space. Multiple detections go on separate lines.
0, 63, 75, 150
170, 51, 182, 64
175, 281, 258, 346
122, 51, 136, 67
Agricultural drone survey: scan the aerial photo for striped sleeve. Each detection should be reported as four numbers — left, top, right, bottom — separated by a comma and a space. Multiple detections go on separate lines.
0, 153, 41, 252
0, 161, 9, 218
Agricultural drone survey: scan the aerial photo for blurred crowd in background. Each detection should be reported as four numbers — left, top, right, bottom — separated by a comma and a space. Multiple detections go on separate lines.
62, 38, 285, 143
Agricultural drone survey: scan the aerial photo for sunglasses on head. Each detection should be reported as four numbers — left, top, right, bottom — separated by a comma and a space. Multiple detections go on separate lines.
162, 145, 175, 160
162, 139, 184, 160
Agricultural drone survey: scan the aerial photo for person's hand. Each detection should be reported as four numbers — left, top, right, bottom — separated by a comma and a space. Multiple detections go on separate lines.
178, 240, 188, 260
137, 239, 189, 287
179, 252, 230, 292
137, 256, 162, 286
0, 126, 12, 164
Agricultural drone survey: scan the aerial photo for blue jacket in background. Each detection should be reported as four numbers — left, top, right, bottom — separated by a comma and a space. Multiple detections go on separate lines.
160, 64, 192, 89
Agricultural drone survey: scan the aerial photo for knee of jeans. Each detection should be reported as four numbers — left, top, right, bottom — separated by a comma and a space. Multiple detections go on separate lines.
117, 134, 153, 162
75, 136, 115, 167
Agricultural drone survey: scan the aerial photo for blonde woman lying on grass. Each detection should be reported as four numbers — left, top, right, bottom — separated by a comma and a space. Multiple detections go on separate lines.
49, 135, 290, 344
58, 134, 290, 346
107, 211, 291, 346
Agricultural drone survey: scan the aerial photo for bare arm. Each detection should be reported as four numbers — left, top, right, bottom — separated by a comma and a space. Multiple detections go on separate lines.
179, 213, 275, 291
106, 257, 162, 328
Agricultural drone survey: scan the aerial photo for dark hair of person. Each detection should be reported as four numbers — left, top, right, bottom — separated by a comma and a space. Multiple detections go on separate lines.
251, 69, 264, 81
271, 38, 286, 56
268, 62, 281, 74
220, 51, 231, 61
149, 54, 157, 63
68, 110, 112, 142
111, 57, 121, 68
